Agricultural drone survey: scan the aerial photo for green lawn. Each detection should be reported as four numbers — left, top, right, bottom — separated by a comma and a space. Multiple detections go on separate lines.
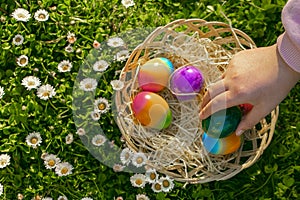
1, 0, 299, 199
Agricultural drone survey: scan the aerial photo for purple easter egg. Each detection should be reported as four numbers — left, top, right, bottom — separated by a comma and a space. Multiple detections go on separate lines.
170, 66, 204, 101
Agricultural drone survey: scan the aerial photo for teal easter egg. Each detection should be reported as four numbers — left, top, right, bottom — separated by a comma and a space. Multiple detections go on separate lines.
202, 132, 242, 155
138, 57, 174, 92
202, 106, 242, 138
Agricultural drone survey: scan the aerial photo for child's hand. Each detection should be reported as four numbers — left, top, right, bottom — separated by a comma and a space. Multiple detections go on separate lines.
200, 44, 300, 136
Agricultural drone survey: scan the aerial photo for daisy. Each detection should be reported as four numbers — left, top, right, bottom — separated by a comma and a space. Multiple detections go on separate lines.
79, 78, 97, 91
120, 148, 133, 165
67, 32, 76, 44
94, 97, 110, 114
92, 60, 109, 72
40, 152, 49, 160
11, 8, 31, 22
113, 164, 125, 172
145, 168, 158, 183
16, 55, 28, 66
114, 50, 130, 62
159, 176, 174, 192
136, 194, 150, 200
58, 60, 72, 72
107, 37, 124, 47
76, 128, 86, 136
0, 154, 10, 168
90, 110, 100, 121
151, 180, 162, 193
21, 76, 41, 90
43, 154, 61, 169
12, 34, 24, 45
17, 193, 24, 200
37, 84, 56, 100
114, 197, 123, 200
65, 44, 74, 53
91, 134, 106, 146
122, 0, 135, 8
93, 40, 101, 49
81, 198, 93, 200
131, 152, 147, 168
110, 80, 124, 91
65, 133, 74, 144
25, 131, 42, 148
34, 9, 49, 22
0, 86, 4, 99
130, 174, 147, 188
0, 183, 3, 196
41, 197, 53, 200
57, 196, 68, 200
55, 162, 73, 176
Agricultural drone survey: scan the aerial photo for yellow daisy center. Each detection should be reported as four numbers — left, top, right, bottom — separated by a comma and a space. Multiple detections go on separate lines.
135, 179, 143, 186
38, 13, 45, 19
98, 103, 106, 110
61, 167, 69, 174
30, 137, 38, 144
48, 159, 56, 167
85, 83, 92, 89
42, 91, 50, 97
62, 65, 69, 71
154, 183, 161, 190
136, 157, 144, 164
15, 37, 21, 42
162, 180, 170, 187
17, 13, 26, 18
149, 172, 156, 180
0, 160, 7, 166
20, 57, 27, 65
28, 81, 35, 86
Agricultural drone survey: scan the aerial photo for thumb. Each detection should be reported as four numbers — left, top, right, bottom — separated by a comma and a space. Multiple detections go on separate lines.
235, 107, 266, 136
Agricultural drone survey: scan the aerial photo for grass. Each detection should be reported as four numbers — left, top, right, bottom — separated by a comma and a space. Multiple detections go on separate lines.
1, 0, 299, 199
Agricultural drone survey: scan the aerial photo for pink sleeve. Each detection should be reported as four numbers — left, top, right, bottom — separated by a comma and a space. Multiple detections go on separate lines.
277, 0, 300, 73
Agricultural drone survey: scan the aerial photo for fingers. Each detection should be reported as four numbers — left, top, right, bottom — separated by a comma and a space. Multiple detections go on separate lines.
201, 80, 227, 109
200, 91, 231, 119
235, 107, 267, 136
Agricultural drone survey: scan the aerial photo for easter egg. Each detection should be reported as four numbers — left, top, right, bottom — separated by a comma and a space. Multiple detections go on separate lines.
138, 57, 174, 92
132, 91, 172, 130
202, 132, 241, 155
169, 66, 204, 101
202, 106, 242, 138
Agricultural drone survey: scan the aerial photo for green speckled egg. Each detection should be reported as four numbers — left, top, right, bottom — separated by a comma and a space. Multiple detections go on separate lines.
202, 106, 242, 138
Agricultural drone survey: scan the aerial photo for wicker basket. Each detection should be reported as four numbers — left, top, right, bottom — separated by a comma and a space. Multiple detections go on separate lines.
114, 19, 279, 184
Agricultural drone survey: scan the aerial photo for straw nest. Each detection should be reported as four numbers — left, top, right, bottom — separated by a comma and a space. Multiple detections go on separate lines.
114, 19, 279, 184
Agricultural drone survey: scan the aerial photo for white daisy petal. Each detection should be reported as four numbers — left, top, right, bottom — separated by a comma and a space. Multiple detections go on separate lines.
136, 194, 150, 200
76, 128, 86, 136
25, 132, 42, 148
37, 84, 56, 100
57, 196, 68, 200
145, 168, 158, 183
11, 8, 31, 22
131, 152, 147, 168
81, 197, 93, 200
43, 154, 61, 169
0, 86, 5, 99
55, 162, 73, 176
0, 183, 3, 197
90, 110, 101, 121
67, 32, 76, 44
114, 50, 130, 62
91, 134, 107, 146
122, 0, 135, 8
159, 176, 174, 192
107, 37, 124, 47
65, 133, 74, 144
130, 174, 146, 188
120, 148, 133, 165
110, 80, 124, 91
21, 76, 41, 90
94, 97, 110, 114
113, 164, 125, 172
79, 78, 97, 91
17, 55, 28, 67
92, 60, 109, 72
58, 60, 72, 72
12, 34, 24, 45
0, 154, 11, 168
34, 9, 49, 22
42, 197, 53, 200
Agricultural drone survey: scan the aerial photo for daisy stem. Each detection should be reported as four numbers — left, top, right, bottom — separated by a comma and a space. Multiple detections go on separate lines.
20, 22, 31, 34
48, 100, 58, 110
